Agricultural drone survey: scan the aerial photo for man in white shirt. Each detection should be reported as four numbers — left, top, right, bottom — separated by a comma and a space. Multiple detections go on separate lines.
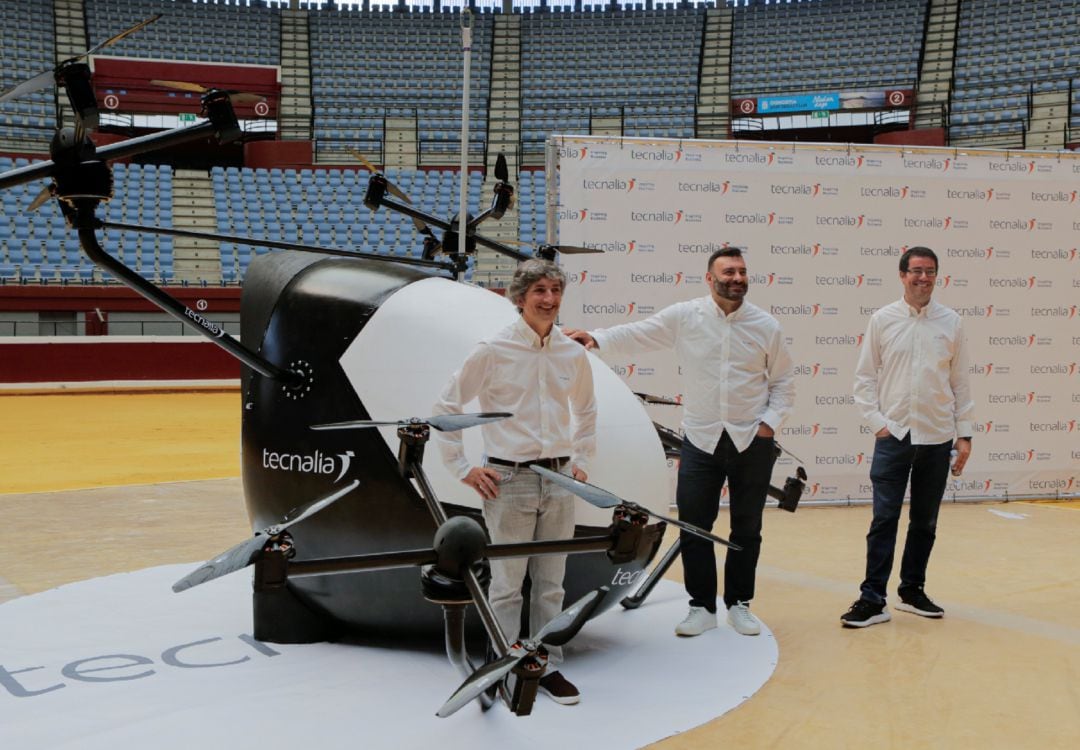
565, 248, 795, 638
432, 259, 596, 704
842, 246, 974, 628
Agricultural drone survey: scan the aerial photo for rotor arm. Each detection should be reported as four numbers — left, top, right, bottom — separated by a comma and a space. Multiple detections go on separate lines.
100, 220, 456, 274
73, 202, 301, 385
370, 194, 453, 233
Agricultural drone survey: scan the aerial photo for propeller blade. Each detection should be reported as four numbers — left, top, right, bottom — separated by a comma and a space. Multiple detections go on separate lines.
150, 79, 208, 94
27, 184, 53, 212
653, 510, 742, 551
230, 92, 266, 105
533, 586, 606, 647
347, 147, 414, 205
172, 534, 267, 593
278, 478, 360, 531
633, 391, 681, 405
436, 647, 526, 718
437, 587, 606, 717
83, 13, 162, 58
529, 466, 741, 550
310, 413, 511, 433
0, 70, 55, 104
425, 412, 513, 432
553, 244, 603, 255
494, 153, 509, 182
348, 147, 379, 175
171, 479, 359, 593
0, 16, 161, 105
529, 465, 621, 509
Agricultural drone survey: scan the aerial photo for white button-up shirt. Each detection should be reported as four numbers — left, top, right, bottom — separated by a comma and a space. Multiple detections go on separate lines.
853, 298, 974, 445
433, 316, 597, 480
592, 296, 795, 454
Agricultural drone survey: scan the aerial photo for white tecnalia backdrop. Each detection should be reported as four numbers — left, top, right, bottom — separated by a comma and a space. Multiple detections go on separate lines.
552, 135, 1080, 503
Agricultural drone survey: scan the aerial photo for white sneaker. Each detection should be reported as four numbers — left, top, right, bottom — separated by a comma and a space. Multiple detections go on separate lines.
675, 606, 717, 636
726, 601, 761, 636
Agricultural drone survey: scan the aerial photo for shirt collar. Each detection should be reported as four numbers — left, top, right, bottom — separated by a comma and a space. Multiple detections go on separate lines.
512, 315, 550, 348
901, 298, 938, 318
707, 295, 744, 320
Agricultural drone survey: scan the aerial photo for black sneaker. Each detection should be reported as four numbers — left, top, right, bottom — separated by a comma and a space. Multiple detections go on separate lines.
538, 670, 580, 705
840, 598, 891, 628
896, 587, 945, 618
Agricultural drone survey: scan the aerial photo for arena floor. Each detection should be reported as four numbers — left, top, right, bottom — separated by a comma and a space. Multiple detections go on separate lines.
2, 390, 1079, 749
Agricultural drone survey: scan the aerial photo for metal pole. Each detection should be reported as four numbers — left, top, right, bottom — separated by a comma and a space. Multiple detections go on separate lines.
457, 9, 473, 281
544, 137, 558, 246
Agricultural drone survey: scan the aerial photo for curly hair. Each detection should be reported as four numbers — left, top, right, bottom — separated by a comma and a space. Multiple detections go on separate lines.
508, 259, 566, 309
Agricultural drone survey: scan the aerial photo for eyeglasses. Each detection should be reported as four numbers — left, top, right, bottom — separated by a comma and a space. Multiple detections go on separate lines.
905, 268, 938, 277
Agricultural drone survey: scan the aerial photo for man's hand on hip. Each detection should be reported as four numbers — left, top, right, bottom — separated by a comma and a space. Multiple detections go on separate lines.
463, 466, 502, 500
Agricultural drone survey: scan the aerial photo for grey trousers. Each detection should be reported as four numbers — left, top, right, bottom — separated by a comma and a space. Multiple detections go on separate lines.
483, 462, 575, 665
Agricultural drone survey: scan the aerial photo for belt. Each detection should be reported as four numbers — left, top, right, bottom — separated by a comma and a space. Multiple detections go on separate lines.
488, 456, 569, 470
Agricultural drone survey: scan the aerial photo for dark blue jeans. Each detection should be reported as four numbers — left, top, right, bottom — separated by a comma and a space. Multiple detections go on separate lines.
860, 433, 953, 604
676, 432, 776, 612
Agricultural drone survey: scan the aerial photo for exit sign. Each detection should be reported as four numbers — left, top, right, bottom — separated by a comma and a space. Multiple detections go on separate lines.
179, 112, 197, 123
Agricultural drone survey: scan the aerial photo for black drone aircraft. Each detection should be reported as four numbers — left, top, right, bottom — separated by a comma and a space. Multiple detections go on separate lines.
0, 16, 806, 718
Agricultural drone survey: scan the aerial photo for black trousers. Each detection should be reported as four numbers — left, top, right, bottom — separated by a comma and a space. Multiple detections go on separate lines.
676, 432, 776, 612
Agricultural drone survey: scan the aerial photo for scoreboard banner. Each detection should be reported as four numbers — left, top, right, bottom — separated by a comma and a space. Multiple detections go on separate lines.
552, 136, 1080, 503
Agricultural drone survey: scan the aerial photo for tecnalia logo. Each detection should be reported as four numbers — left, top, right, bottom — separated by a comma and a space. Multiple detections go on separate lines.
988, 160, 1035, 173
815, 274, 864, 287
814, 334, 863, 346
630, 148, 681, 162
816, 214, 865, 227
678, 180, 731, 194
814, 155, 863, 168
629, 210, 683, 223
581, 178, 634, 191
985, 391, 1040, 405
1031, 190, 1077, 202
815, 452, 866, 466
988, 218, 1037, 231
945, 246, 999, 259
725, 152, 774, 165
860, 186, 910, 199
770, 183, 822, 196
902, 157, 950, 170
1029, 420, 1076, 432
262, 448, 355, 482
726, 212, 775, 225
629, 272, 684, 285
1030, 248, 1078, 261
1028, 365, 1080, 376
0, 633, 280, 699
678, 241, 731, 254
946, 188, 994, 200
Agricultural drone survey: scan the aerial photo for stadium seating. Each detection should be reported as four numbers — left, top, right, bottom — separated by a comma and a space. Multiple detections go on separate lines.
84, 0, 280, 66
4, 0, 1080, 287
0, 157, 172, 284
211, 165, 481, 282
0, 1, 57, 143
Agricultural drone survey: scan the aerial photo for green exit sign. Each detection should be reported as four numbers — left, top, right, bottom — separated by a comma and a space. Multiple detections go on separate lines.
179, 112, 197, 123
812, 110, 830, 119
